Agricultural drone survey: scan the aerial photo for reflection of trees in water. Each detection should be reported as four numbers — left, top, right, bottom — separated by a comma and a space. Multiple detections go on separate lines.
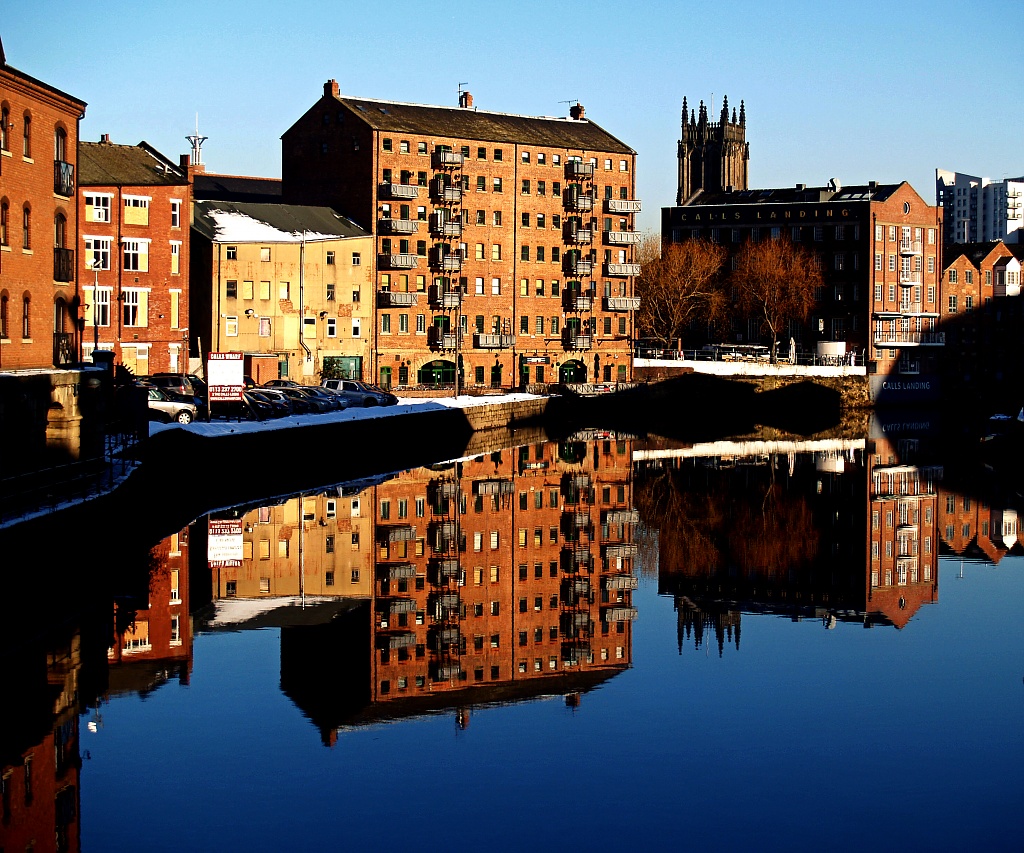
634, 462, 819, 579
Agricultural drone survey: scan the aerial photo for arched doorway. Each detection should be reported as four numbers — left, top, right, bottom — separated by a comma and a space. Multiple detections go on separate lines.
559, 359, 587, 384
418, 359, 456, 386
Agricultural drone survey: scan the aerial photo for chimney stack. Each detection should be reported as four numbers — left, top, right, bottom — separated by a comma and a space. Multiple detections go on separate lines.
569, 102, 585, 120
459, 90, 473, 109
100, 133, 110, 144
324, 79, 340, 98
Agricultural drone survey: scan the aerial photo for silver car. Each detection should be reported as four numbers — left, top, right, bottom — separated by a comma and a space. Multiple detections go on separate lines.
144, 385, 197, 424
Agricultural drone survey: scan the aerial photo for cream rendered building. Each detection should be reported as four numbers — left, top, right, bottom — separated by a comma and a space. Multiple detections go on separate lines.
191, 201, 373, 383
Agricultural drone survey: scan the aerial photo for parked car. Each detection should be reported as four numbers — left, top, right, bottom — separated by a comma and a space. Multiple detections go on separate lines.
322, 378, 397, 406
302, 386, 347, 411
150, 372, 208, 398
247, 389, 291, 418
276, 387, 319, 414
142, 384, 197, 424
242, 390, 275, 421
262, 379, 301, 389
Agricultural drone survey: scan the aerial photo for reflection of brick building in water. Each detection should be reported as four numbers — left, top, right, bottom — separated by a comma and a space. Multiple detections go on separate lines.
649, 430, 941, 649
866, 431, 941, 628
0, 634, 81, 853
210, 493, 374, 603
371, 435, 637, 703
108, 527, 193, 694
936, 486, 1020, 565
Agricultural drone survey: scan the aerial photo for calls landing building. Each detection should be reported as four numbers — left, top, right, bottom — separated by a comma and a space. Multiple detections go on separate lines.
282, 82, 641, 391
663, 180, 945, 403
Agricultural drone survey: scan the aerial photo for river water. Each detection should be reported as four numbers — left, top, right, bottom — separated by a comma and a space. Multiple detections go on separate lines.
2, 416, 1021, 851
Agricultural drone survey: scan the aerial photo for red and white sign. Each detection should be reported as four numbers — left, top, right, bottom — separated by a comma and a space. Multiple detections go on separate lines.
207, 352, 244, 401
208, 518, 244, 568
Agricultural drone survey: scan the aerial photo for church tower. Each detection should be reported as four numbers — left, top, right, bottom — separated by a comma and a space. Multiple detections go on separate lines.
676, 95, 749, 204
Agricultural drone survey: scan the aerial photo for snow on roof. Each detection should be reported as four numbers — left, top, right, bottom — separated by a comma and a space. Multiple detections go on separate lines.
205, 209, 344, 244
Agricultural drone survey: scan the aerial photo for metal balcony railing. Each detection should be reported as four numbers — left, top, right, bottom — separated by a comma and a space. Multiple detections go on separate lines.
603, 230, 641, 246
604, 262, 641, 277
562, 332, 593, 350
380, 183, 419, 200
378, 218, 419, 235
565, 160, 595, 179
605, 198, 642, 213
53, 247, 75, 282
563, 256, 594, 276
563, 292, 594, 311
54, 160, 74, 197
604, 296, 640, 311
377, 253, 419, 269
377, 290, 419, 307
473, 333, 515, 349
429, 284, 463, 308
432, 149, 464, 169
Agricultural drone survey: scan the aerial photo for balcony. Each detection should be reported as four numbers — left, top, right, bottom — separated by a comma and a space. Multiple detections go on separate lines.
603, 543, 638, 559
565, 160, 595, 179
53, 160, 74, 197
375, 563, 416, 581
429, 593, 461, 620
378, 253, 419, 270
604, 262, 641, 277
429, 213, 462, 238
562, 331, 593, 351
429, 626, 461, 651
428, 558, 462, 584
379, 182, 419, 200
562, 577, 591, 602
376, 525, 416, 544
604, 296, 640, 311
473, 333, 515, 350
563, 291, 594, 312
872, 330, 945, 347
602, 606, 638, 622
603, 230, 641, 246
431, 662, 462, 682
428, 328, 461, 350
428, 478, 460, 504
429, 249, 463, 273
603, 574, 639, 591
562, 510, 592, 532
432, 149, 464, 169
429, 284, 463, 308
899, 240, 923, 256
563, 256, 594, 276
376, 597, 417, 615
375, 632, 416, 650
377, 289, 419, 307
563, 224, 593, 244
53, 247, 75, 282
561, 547, 593, 573
430, 179, 462, 203
472, 478, 514, 496
378, 217, 419, 235
603, 509, 639, 525
605, 198, 642, 214
899, 270, 921, 285
564, 189, 594, 212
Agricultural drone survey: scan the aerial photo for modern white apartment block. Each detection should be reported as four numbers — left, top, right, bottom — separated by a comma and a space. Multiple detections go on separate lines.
936, 168, 1024, 247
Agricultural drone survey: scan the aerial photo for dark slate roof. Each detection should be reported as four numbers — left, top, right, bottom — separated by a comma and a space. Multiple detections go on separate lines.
944, 242, 1006, 265
683, 182, 902, 207
192, 200, 369, 242
79, 140, 186, 187
193, 173, 283, 203
314, 95, 634, 154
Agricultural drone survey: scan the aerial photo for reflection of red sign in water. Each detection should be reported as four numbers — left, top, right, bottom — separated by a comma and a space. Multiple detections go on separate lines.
208, 518, 243, 567
207, 352, 244, 401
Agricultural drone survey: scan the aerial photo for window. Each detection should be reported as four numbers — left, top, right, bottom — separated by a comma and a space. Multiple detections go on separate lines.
620, 159, 628, 172
0, 293, 7, 339
537, 180, 546, 197
0, 106, 6, 151
22, 114, 30, 158
416, 313, 425, 333
351, 251, 361, 266
122, 239, 149, 272
492, 244, 501, 260
399, 140, 410, 154
170, 241, 180, 274
381, 314, 391, 333
21, 294, 29, 338
22, 205, 30, 249
85, 194, 111, 223
170, 199, 181, 228
493, 177, 503, 192
948, 295, 957, 313
492, 210, 502, 226
225, 315, 238, 336
418, 142, 427, 155
477, 175, 486, 192
948, 269, 957, 284
85, 237, 111, 270
522, 179, 530, 194
226, 280, 237, 299
327, 318, 337, 337
352, 318, 361, 337
521, 245, 530, 261
260, 247, 271, 262
123, 195, 150, 226
123, 290, 146, 327
0, 200, 7, 246
399, 313, 408, 333
491, 277, 501, 295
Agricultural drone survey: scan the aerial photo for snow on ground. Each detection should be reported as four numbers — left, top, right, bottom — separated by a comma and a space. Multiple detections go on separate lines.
150, 392, 545, 438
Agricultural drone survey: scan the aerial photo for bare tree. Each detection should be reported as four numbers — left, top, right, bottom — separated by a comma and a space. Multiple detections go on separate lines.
731, 238, 821, 362
636, 234, 727, 350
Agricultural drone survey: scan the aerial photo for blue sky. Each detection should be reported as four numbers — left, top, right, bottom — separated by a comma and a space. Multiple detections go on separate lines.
5, 0, 1021, 232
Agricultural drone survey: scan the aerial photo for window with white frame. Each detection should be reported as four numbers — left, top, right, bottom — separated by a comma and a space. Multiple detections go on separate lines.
226, 315, 238, 336
122, 239, 149, 272
85, 194, 112, 223
170, 199, 181, 228
259, 317, 271, 336
170, 241, 181, 274
327, 317, 337, 337
123, 195, 150, 226
122, 289, 147, 327
85, 236, 111, 270
352, 318, 361, 337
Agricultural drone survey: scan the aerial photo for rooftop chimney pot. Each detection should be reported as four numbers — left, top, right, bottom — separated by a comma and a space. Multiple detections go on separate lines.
324, 79, 340, 98
459, 91, 473, 109
570, 102, 585, 120
100, 133, 110, 144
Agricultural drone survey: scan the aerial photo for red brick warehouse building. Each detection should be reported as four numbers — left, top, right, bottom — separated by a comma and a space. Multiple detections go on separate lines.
0, 37, 86, 370
282, 82, 641, 391
77, 137, 191, 374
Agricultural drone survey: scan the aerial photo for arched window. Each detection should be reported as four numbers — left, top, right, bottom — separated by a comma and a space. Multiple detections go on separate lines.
54, 212, 66, 248
22, 113, 31, 158
0, 105, 8, 151
0, 291, 8, 339
22, 293, 30, 339
54, 126, 67, 162
0, 199, 8, 246
22, 204, 30, 249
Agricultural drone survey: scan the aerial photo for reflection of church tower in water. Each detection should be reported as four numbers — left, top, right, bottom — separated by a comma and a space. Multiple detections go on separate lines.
677, 95, 750, 204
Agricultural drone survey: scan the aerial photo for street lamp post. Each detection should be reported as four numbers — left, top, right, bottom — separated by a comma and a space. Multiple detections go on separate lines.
91, 258, 100, 355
